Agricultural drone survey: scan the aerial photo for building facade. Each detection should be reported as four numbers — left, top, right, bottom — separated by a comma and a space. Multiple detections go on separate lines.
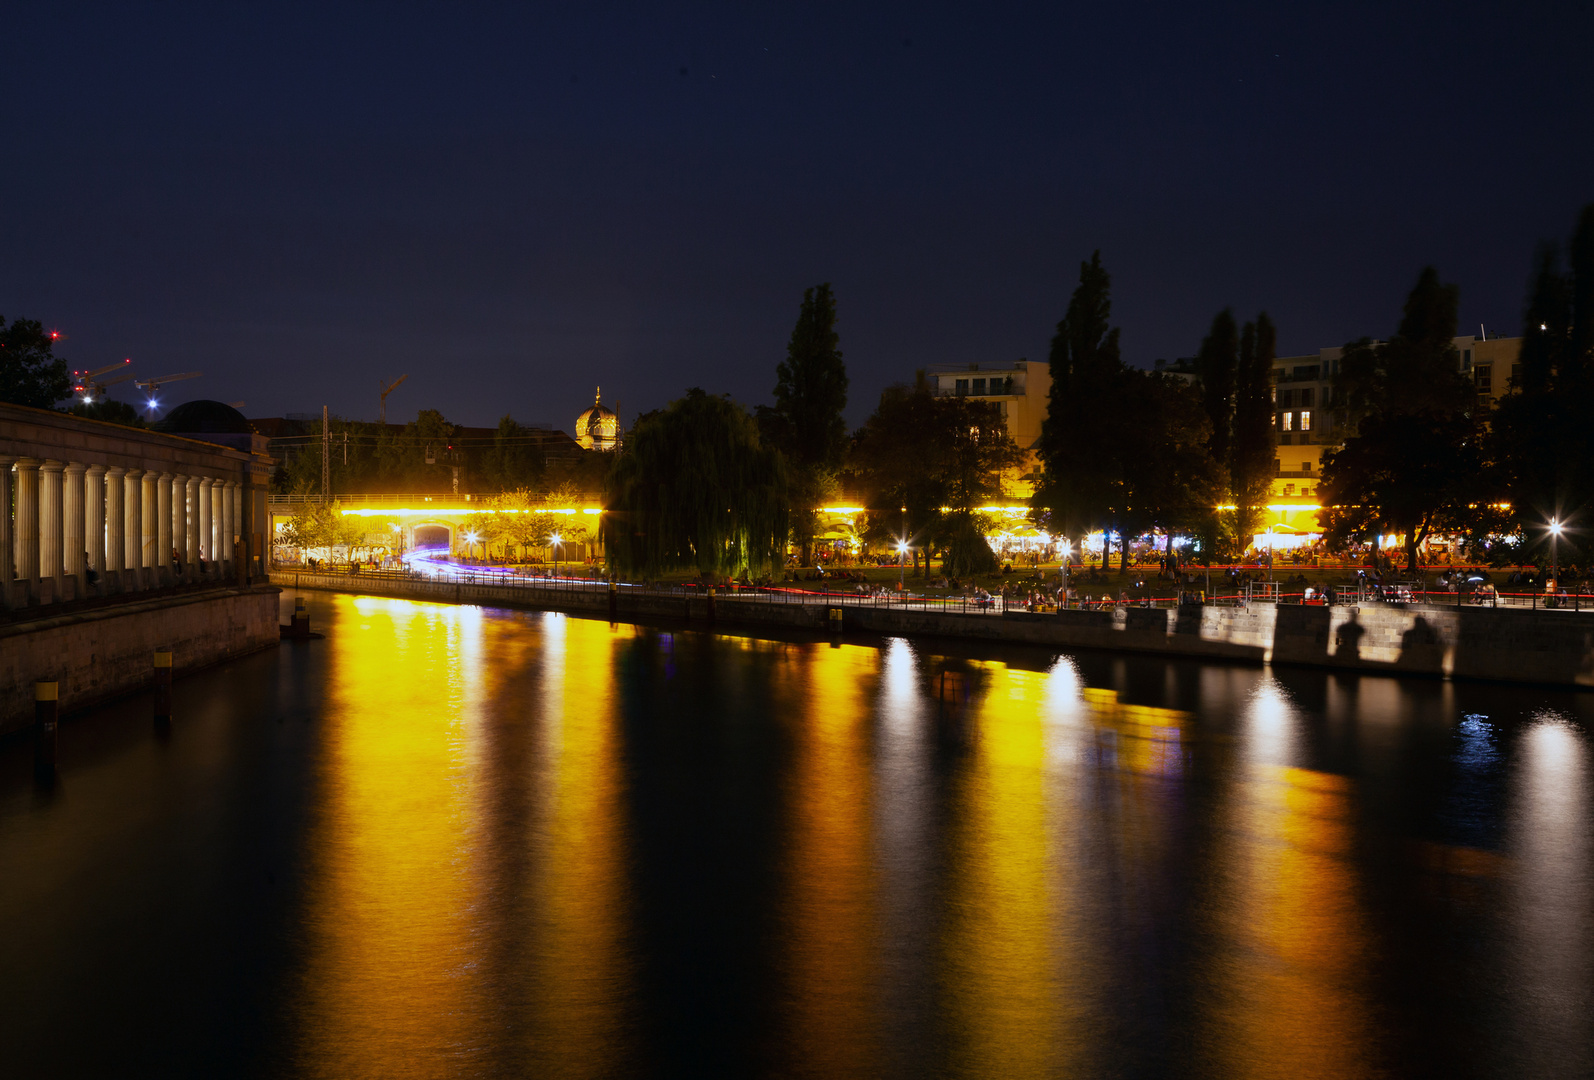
924, 359, 1052, 496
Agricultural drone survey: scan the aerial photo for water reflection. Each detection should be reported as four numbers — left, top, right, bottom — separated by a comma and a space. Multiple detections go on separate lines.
1, 592, 1592, 1078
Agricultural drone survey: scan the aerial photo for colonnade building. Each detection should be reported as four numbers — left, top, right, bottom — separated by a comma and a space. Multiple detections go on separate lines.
2, 400, 274, 608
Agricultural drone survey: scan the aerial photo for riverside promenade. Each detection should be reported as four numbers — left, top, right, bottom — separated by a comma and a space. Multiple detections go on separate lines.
272, 568, 1594, 689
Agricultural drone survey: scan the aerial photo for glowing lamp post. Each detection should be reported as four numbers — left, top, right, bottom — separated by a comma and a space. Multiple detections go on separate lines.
1550, 518, 1563, 597
551, 534, 562, 578
897, 540, 909, 589
1059, 538, 1073, 607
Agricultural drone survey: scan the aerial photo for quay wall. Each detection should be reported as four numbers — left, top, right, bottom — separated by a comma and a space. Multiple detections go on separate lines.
1, 586, 281, 735
269, 572, 1594, 689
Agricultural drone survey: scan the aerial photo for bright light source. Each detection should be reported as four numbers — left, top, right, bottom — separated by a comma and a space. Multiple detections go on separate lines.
464, 531, 479, 543
896, 541, 908, 553
1550, 519, 1563, 536
390, 523, 401, 532
551, 534, 562, 545
82, 395, 93, 403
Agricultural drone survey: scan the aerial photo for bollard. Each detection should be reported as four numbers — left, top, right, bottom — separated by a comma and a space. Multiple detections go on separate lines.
153, 651, 173, 720
828, 606, 843, 633
292, 596, 310, 640
35, 681, 58, 776
608, 578, 618, 619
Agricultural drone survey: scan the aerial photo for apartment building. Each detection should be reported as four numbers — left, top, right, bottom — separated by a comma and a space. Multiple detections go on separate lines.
1268, 333, 1521, 503
925, 359, 1052, 497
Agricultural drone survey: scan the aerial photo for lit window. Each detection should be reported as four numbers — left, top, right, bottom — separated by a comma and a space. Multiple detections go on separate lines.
1281, 412, 1294, 431
1284, 484, 1295, 495
1271, 412, 1277, 428
1300, 410, 1311, 431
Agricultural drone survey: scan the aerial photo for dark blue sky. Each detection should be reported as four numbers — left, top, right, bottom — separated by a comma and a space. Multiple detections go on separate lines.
4, 2, 1592, 429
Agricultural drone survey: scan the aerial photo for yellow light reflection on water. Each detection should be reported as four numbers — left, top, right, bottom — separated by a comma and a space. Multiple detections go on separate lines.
780, 640, 882, 1072
292, 596, 633, 1077
1200, 679, 1376, 1078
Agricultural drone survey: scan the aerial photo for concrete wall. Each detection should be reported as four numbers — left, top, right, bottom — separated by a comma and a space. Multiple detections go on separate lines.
1, 585, 281, 734
271, 572, 1594, 688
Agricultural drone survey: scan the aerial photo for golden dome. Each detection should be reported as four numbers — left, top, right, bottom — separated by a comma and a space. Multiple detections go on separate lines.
576, 388, 622, 451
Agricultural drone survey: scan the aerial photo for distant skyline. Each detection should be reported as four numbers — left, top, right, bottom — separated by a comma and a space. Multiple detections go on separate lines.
4, 2, 1592, 429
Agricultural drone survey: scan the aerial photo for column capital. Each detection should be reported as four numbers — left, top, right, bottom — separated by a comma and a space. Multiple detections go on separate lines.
12, 457, 42, 470
86, 463, 106, 477
40, 459, 65, 474
105, 465, 126, 478
158, 470, 174, 481
124, 466, 145, 478
64, 461, 87, 476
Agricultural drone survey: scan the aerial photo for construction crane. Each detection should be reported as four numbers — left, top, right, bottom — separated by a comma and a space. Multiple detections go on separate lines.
72, 359, 135, 403
379, 374, 408, 426
134, 371, 202, 413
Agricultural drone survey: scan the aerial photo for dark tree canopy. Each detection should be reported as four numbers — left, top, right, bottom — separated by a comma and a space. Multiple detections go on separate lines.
604, 388, 789, 578
1230, 313, 1278, 544
1490, 202, 1594, 562
0, 316, 70, 409
1320, 267, 1477, 571
769, 283, 848, 471
1193, 308, 1238, 469
1035, 250, 1131, 548
851, 377, 1024, 577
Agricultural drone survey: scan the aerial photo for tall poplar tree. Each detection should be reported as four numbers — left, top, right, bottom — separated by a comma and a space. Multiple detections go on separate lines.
1230, 314, 1278, 545
1193, 309, 1239, 469
1034, 250, 1130, 567
763, 282, 848, 564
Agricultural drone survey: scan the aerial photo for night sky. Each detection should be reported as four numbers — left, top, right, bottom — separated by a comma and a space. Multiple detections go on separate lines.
4, 2, 1592, 430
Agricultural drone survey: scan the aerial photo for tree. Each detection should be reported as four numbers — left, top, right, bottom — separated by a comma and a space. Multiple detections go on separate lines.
480, 414, 545, 492
1193, 309, 1239, 469
1033, 251, 1135, 568
280, 500, 366, 561
69, 399, 145, 428
604, 389, 789, 579
1490, 202, 1594, 564
1231, 314, 1278, 547
0, 316, 71, 408
1319, 267, 1477, 572
851, 378, 1023, 577
761, 283, 849, 564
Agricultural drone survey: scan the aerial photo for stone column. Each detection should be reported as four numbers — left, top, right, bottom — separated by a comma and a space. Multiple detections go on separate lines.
0, 457, 14, 604
124, 468, 144, 589
198, 476, 213, 573
105, 467, 126, 584
13, 459, 41, 593
64, 463, 86, 596
157, 472, 173, 584
85, 465, 106, 582
220, 481, 235, 569
171, 474, 188, 577
40, 460, 65, 598
185, 476, 201, 577
142, 471, 159, 582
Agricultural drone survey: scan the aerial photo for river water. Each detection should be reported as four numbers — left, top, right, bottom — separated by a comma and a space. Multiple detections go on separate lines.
1, 591, 1590, 1079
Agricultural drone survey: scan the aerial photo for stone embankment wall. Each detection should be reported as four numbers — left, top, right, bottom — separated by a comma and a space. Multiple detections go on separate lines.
269, 572, 1594, 689
1, 585, 281, 734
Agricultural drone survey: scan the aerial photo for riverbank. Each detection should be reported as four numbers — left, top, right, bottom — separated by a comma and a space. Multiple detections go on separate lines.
1, 584, 281, 735
270, 570, 1594, 689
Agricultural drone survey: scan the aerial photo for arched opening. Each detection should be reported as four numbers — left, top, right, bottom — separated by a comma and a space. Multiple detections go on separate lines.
412, 524, 451, 553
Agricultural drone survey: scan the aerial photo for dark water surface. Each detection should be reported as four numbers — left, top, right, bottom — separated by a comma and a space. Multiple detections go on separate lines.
2, 592, 1592, 1078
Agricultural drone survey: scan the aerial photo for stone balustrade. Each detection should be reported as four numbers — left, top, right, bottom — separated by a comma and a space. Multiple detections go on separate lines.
2, 402, 273, 609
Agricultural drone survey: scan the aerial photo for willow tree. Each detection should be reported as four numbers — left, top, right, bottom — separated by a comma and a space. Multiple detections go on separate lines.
604, 389, 789, 578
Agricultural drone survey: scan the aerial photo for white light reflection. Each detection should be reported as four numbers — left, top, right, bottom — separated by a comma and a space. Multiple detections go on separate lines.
1506, 712, 1591, 1070
1245, 678, 1298, 765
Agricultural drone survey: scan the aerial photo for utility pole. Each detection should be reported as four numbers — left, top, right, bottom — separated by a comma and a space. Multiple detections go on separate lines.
322, 405, 330, 503
379, 374, 408, 426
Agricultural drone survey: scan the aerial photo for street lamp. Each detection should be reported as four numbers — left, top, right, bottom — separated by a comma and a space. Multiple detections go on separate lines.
464, 530, 479, 562
897, 540, 909, 588
1059, 538, 1073, 607
551, 533, 562, 578
1550, 518, 1563, 596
